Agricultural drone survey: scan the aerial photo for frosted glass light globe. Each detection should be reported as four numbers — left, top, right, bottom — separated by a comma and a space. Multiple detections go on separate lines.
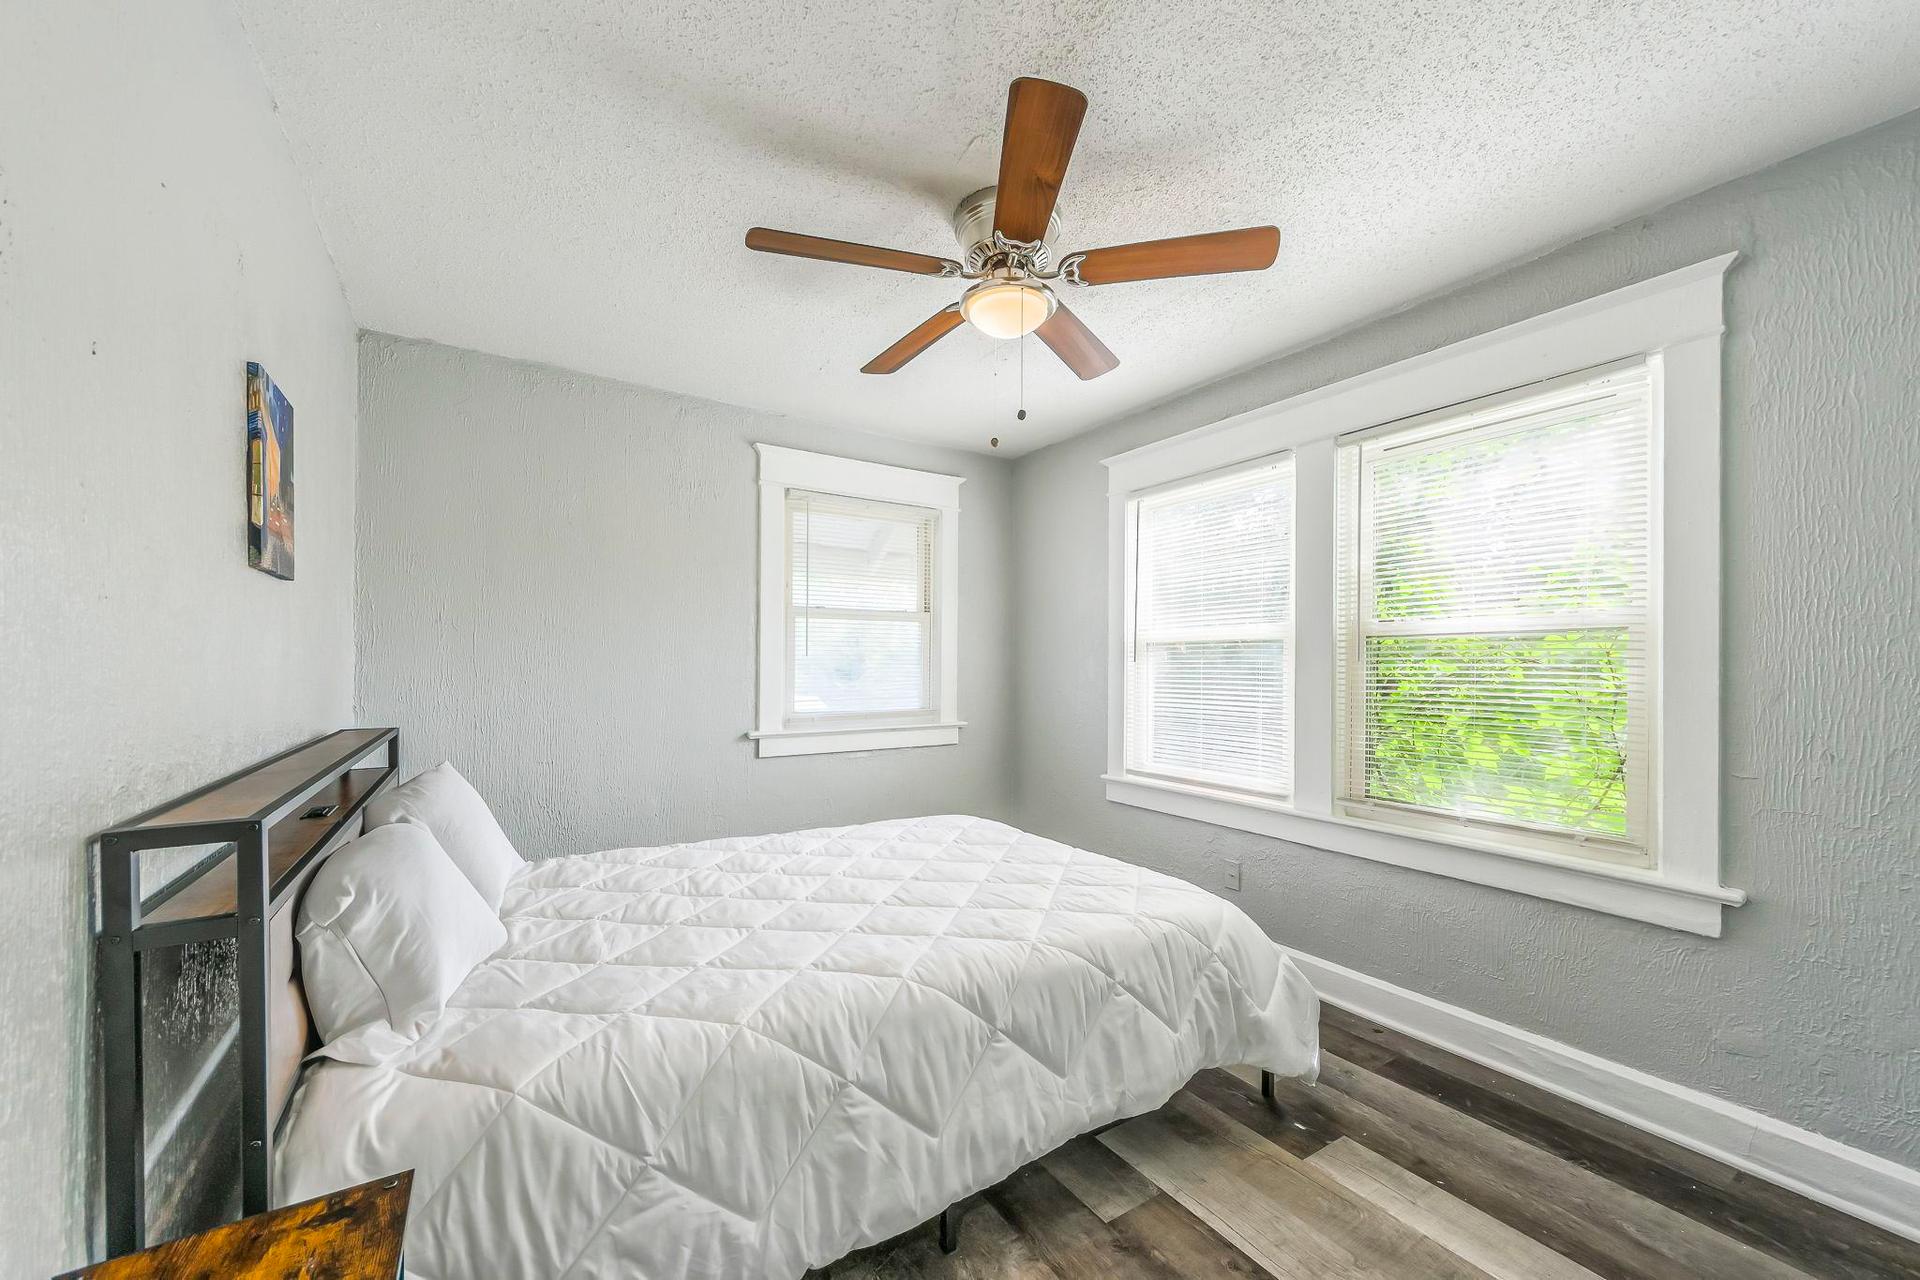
961, 280, 1055, 339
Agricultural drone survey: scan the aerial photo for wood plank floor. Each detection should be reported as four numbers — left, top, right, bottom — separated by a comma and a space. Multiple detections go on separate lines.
822, 1006, 1920, 1280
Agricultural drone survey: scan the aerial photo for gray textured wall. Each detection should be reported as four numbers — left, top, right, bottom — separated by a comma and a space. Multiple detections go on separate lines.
1008, 111, 1920, 1165
355, 334, 1016, 856
0, 2, 360, 1273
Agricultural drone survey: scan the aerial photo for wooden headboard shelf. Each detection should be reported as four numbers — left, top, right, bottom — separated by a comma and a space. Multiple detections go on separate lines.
96, 728, 399, 1259
137, 765, 393, 946
117, 728, 393, 832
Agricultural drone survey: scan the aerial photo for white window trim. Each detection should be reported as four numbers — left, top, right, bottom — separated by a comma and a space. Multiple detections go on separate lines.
752, 444, 963, 757
1102, 254, 1743, 936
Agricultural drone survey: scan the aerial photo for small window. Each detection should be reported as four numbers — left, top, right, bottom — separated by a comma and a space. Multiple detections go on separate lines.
753, 445, 962, 757
1125, 456, 1294, 799
787, 492, 934, 722
1337, 361, 1654, 863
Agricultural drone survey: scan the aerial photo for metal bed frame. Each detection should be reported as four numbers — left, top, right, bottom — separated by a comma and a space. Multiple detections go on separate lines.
95, 728, 399, 1257
806, 1071, 1284, 1271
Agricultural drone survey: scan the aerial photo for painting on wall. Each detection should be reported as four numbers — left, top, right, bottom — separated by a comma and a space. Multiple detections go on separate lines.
246, 361, 294, 579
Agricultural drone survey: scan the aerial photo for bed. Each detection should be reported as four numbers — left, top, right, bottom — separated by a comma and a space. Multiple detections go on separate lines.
275, 812, 1321, 1279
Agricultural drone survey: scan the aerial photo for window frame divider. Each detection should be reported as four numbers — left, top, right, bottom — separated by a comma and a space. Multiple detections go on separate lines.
1292, 438, 1338, 817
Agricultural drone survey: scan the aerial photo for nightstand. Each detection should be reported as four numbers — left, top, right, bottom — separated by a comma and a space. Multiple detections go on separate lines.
58, 1172, 411, 1279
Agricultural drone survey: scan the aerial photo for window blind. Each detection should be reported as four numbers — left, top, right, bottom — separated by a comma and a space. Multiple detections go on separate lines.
1338, 362, 1654, 855
787, 492, 934, 721
1127, 457, 1293, 797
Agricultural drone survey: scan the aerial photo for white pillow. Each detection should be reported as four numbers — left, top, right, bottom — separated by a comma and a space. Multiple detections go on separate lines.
364, 762, 524, 909
296, 821, 506, 1053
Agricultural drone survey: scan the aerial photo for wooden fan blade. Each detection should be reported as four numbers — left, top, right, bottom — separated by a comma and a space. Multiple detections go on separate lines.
746, 228, 960, 277
1035, 302, 1118, 380
1069, 226, 1280, 285
992, 78, 1087, 243
862, 306, 966, 374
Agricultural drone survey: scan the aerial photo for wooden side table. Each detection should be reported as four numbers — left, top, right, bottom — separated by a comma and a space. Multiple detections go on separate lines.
57, 1172, 411, 1279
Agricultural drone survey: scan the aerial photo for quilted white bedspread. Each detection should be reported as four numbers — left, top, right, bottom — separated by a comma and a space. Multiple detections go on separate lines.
276, 815, 1319, 1279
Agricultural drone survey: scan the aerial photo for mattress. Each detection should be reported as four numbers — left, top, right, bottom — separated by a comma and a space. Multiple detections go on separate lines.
276, 814, 1320, 1279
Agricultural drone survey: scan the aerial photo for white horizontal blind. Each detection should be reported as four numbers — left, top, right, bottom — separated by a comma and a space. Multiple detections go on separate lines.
787, 491, 934, 722
1338, 362, 1654, 857
1127, 457, 1293, 797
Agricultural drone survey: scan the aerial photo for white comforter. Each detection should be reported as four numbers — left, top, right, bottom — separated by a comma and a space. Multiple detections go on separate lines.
277, 815, 1319, 1279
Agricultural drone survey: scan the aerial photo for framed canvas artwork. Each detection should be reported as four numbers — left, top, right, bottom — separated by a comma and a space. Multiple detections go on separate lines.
246, 362, 294, 579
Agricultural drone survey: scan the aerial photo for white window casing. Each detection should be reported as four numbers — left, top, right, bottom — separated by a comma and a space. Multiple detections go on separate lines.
752, 445, 963, 757
1102, 255, 1743, 936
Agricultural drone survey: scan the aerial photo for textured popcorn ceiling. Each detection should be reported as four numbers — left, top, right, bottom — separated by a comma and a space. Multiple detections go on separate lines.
236, 0, 1920, 454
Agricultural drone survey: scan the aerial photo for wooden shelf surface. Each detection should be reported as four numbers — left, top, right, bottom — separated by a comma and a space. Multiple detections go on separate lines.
110, 728, 393, 835
60, 1170, 411, 1279
137, 768, 389, 935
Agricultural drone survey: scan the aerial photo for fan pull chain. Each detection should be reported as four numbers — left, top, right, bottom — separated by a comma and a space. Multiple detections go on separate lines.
991, 327, 1028, 450
1017, 328, 1027, 422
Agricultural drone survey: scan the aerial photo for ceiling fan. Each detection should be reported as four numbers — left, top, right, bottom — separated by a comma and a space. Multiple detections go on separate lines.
745, 77, 1280, 382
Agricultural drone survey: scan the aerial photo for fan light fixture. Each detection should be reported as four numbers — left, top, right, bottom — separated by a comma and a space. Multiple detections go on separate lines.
745, 77, 1284, 381
961, 279, 1055, 339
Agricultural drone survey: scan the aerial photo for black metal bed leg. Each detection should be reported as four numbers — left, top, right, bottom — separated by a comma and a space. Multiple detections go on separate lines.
100, 933, 145, 1255
100, 833, 146, 1257
1260, 1069, 1285, 1120
938, 1203, 960, 1254
236, 822, 274, 1217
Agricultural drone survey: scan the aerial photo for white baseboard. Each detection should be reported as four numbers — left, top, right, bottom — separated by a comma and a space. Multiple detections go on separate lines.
1287, 948, 1920, 1244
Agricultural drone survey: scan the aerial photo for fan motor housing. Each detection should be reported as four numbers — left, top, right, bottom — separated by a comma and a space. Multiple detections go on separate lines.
952, 186, 1062, 275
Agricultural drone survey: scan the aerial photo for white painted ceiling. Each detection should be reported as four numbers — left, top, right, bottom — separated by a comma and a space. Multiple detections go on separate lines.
237, 1, 1920, 455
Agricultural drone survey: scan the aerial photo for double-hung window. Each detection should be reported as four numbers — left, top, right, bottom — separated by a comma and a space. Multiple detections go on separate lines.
1126, 458, 1294, 798
1336, 363, 1653, 861
753, 445, 962, 757
1104, 255, 1741, 935
787, 492, 934, 721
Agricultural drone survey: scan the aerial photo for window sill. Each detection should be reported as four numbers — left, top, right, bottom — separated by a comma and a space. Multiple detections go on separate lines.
1101, 774, 1744, 936
751, 722, 964, 758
